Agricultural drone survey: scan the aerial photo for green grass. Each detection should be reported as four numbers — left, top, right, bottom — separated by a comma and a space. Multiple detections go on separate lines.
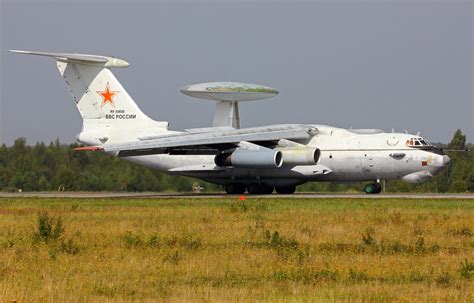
0, 197, 472, 302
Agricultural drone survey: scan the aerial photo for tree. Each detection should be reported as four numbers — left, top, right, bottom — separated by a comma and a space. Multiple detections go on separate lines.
444, 129, 471, 192
448, 129, 466, 150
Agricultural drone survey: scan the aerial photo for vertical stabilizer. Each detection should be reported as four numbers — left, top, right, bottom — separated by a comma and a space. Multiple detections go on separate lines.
10, 50, 169, 145
56, 61, 151, 124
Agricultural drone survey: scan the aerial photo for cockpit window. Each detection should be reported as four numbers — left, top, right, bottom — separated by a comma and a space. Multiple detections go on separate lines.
406, 137, 432, 148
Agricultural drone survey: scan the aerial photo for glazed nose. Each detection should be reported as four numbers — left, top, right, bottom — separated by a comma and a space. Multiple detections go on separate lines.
442, 155, 450, 166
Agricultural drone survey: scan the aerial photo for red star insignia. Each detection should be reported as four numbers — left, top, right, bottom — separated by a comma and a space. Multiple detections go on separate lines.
97, 82, 118, 108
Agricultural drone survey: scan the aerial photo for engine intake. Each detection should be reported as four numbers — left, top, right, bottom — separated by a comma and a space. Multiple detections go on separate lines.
279, 148, 320, 166
215, 147, 283, 168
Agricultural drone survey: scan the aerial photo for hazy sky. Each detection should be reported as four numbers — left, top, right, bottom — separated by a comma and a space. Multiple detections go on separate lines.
1, 0, 472, 145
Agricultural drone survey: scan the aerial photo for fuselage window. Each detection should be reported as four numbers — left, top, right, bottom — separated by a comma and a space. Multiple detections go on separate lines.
406, 137, 432, 148
420, 140, 428, 145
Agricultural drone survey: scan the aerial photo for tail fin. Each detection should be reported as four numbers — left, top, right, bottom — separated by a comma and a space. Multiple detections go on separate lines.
10, 50, 168, 144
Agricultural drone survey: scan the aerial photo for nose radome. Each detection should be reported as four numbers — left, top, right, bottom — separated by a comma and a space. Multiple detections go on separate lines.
442, 155, 451, 165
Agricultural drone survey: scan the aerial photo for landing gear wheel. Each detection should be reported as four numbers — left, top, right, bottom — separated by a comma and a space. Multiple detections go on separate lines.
225, 183, 245, 195
247, 183, 263, 195
363, 184, 374, 194
261, 185, 274, 195
275, 186, 296, 194
373, 183, 382, 194
363, 183, 382, 194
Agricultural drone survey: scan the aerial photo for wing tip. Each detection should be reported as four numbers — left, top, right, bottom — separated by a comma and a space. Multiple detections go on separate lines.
9, 49, 29, 54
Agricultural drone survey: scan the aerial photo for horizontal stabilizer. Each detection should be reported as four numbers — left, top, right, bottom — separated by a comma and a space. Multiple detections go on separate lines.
9, 50, 130, 68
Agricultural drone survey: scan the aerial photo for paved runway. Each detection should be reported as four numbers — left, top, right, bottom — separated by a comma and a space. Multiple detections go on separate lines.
0, 192, 473, 199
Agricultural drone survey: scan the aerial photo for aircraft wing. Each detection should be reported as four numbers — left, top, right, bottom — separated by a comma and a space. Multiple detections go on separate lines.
101, 124, 318, 157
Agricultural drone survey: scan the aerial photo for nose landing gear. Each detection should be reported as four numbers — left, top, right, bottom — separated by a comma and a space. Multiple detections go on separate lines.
363, 182, 382, 194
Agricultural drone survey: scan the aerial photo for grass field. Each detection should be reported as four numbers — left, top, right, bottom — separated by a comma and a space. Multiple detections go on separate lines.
0, 197, 473, 302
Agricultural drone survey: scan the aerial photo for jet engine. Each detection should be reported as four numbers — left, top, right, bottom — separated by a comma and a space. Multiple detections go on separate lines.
215, 147, 283, 168
279, 148, 320, 166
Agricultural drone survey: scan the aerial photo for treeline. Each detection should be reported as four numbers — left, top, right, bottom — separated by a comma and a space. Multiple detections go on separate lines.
0, 130, 472, 193
0, 139, 219, 192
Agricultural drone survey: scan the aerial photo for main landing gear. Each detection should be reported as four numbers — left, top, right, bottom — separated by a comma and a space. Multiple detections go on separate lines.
275, 185, 296, 194
247, 183, 273, 195
363, 182, 382, 194
224, 183, 246, 195
224, 183, 297, 195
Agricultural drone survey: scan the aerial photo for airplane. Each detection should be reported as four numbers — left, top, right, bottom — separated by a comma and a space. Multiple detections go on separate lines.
10, 50, 451, 194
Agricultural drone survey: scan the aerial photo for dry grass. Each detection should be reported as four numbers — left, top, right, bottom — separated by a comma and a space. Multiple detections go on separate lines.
0, 197, 473, 302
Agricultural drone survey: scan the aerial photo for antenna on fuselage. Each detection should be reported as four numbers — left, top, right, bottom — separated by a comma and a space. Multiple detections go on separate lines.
180, 82, 279, 129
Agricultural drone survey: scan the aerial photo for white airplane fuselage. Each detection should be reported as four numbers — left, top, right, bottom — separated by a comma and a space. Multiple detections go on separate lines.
121, 124, 449, 188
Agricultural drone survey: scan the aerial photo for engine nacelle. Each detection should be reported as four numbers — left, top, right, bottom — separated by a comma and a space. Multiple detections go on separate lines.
215, 147, 283, 168
279, 148, 320, 166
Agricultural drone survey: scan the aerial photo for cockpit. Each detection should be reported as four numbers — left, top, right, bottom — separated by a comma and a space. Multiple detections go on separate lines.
405, 137, 444, 155
405, 137, 432, 148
